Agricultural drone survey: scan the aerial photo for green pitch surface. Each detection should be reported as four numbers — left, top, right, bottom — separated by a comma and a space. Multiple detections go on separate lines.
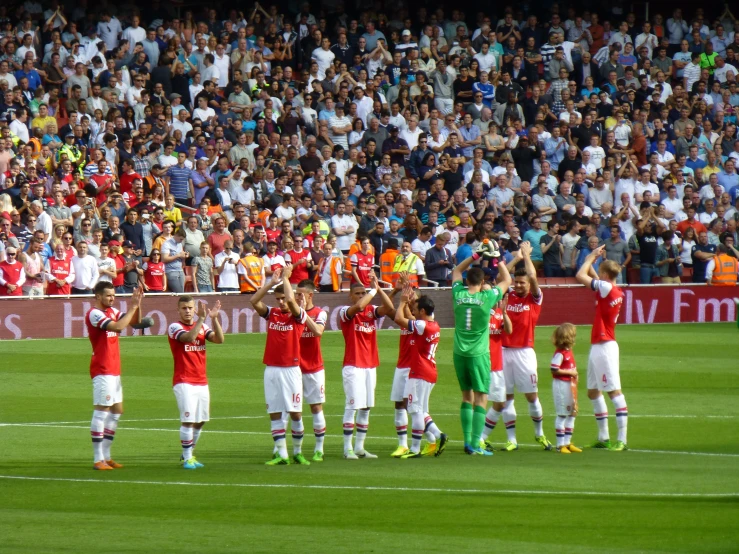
1, 323, 738, 553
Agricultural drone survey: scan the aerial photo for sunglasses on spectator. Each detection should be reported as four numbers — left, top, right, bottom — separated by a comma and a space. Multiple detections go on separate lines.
7, 252, 16, 256
27, 218, 36, 222
82, 223, 91, 227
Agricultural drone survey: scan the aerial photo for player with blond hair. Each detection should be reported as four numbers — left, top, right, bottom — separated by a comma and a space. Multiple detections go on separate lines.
550, 323, 582, 454
576, 247, 628, 451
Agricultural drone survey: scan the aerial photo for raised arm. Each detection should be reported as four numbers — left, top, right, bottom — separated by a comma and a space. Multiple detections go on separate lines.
280, 265, 302, 317
519, 241, 540, 297
372, 272, 396, 317
106, 287, 144, 332
251, 267, 282, 317
393, 285, 416, 329
576, 245, 605, 288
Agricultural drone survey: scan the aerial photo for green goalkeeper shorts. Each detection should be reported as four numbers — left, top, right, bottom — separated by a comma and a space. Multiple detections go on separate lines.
453, 352, 491, 393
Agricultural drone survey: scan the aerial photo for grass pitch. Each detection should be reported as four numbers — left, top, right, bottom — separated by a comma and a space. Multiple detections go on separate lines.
1, 322, 738, 553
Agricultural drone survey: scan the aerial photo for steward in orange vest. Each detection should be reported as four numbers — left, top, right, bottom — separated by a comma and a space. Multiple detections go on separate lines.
379, 238, 400, 287
238, 244, 265, 293
709, 247, 738, 286
314, 242, 345, 292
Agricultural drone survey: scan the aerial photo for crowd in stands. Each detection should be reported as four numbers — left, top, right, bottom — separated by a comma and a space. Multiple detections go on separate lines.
0, 1, 739, 297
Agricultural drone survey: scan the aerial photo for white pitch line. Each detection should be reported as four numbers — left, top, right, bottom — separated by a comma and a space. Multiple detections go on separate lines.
3, 423, 739, 458
2, 413, 736, 427
0, 475, 736, 498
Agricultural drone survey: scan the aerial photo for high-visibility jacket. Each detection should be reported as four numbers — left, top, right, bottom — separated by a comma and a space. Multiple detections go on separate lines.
379, 249, 399, 285
238, 255, 265, 293
710, 254, 738, 286
314, 255, 343, 291
392, 253, 421, 287
29, 137, 42, 159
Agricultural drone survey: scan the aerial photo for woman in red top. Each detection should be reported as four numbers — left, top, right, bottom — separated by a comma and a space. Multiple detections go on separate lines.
143, 250, 167, 292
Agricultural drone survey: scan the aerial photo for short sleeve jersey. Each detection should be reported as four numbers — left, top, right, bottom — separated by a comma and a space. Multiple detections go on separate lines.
85, 307, 122, 378
489, 307, 505, 371
340, 304, 381, 368
502, 289, 543, 348
591, 280, 623, 344
395, 327, 415, 369
350, 251, 374, 286
550, 348, 576, 382
452, 281, 503, 357
262, 306, 307, 367
299, 306, 328, 373
408, 319, 441, 384
168, 321, 213, 386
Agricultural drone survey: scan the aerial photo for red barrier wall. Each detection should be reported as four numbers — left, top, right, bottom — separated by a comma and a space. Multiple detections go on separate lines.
0, 285, 735, 340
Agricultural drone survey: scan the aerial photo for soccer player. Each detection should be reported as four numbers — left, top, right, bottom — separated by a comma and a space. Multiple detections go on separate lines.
452, 240, 512, 456
339, 272, 395, 459
251, 266, 311, 465
85, 282, 144, 470
295, 279, 328, 462
394, 286, 448, 458
501, 242, 553, 451
575, 246, 628, 451
550, 323, 582, 454
480, 295, 512, 451
388, 273, 414, 458
168, 297, 225, 470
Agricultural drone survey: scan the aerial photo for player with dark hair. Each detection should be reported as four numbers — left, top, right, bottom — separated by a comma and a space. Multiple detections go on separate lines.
394, 287, 448, 458
85, 282, 145, 470
451, 240, 512, 455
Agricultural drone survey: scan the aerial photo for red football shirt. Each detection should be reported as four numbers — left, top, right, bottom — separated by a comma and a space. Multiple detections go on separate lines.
299, 306, 327, 373
502, 290, 543, 348
591, 280, 623, 344
340, 304, 380, 368
262, 306, 307, 367
350, 251, 374, 286
0, 261, 24, 296
46, 257, 72, 295
168, 321, 213, 386
489, 307, 504, 371
408, 319, 440, 383
550, 348, 576, 382
86, 307, 122, 378
395, 327, 415, 369
285, 248, 310, 284
144, 261, 165, 291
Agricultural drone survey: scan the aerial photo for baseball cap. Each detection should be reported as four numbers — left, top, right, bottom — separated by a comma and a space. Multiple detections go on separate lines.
388, 124, 399, 132
335, 102, 345, 110
402, 29, 411, 37
122, 240, 134, 248
169, 93, 182, 100
65, 132, 75, 138
108, 240, 121, 247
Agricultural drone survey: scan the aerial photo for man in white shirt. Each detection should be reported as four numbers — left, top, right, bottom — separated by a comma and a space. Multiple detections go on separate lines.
214, 240, 241, 291
328, 103, 352, 149
126, 75, 145, 107
311, 37, 335, 80
200, 54, 221, 86
97, 13, 122, 52
411, 227, 433, 262
213, 45, 231, 88
634, 168, 660, 203
274, 194, 297, 230
121, 16, 146, 53
473, 42, 497, 73
614, 161, 637, 210
331, 201, 358, 253
713, 57, 737, 85
70, 242, 99, 293
634, 22, 659, 58
192, 95, 216, 123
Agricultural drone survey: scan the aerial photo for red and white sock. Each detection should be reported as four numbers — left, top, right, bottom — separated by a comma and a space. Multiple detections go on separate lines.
343, 409, 356, 453
555, 416, 566, 447
503, 400, 517, 443
591, 395, 610, 441
611, 394, 628, 443
270, 419, 287, 459
102, 412, 120, 461
180, 426, 194, 461
291, 418, 304, 455
424, 413, 441, 443
529, 399, 544, 437
565, 416, 576, 445
410, 411, 424, 454
354, 409, 370, 452
312, 411, 326, 453
480, 407, 501, 441
90, 410, 107, 463
394, 408, 408, 448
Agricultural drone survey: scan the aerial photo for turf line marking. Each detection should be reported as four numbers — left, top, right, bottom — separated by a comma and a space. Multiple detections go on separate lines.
0, 475, 735, 498
2, 413, 736, 427
3, 423, 739, 458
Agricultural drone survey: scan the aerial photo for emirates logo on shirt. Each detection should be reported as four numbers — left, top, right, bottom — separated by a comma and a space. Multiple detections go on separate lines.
354, 322, 376, 333
268, 322, 294, 331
